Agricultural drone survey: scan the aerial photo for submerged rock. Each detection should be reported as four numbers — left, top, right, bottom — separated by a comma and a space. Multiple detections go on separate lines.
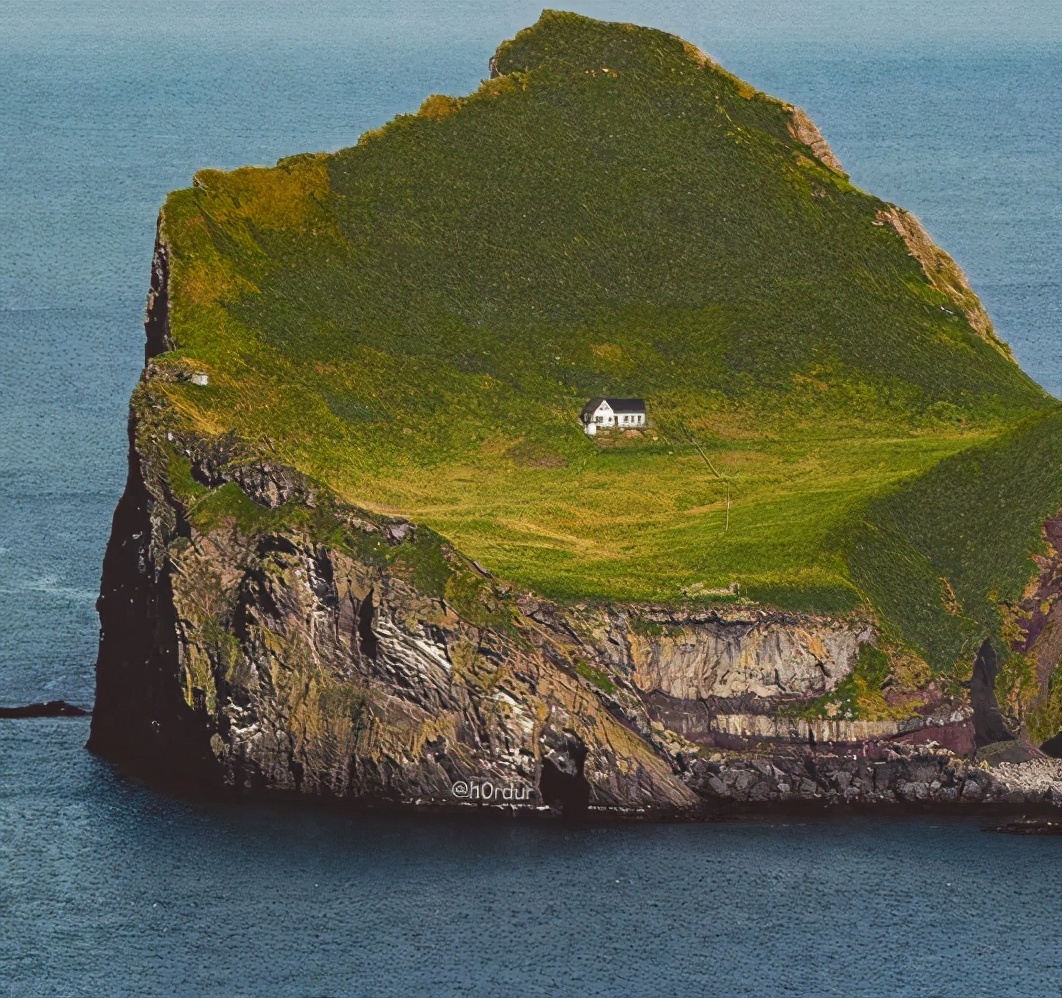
987, 819, 1061, 836
0, 701, 90, 718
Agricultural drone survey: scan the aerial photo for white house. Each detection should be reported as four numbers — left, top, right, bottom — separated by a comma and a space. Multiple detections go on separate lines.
581, 397, 646, 436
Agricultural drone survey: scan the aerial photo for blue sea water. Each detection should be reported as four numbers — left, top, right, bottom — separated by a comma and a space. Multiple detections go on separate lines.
0, 2, 1059, 995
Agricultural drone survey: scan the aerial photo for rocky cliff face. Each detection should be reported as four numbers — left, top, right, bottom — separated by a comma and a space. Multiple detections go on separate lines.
874, 205, 1008, 355
88, 230, 1062, 815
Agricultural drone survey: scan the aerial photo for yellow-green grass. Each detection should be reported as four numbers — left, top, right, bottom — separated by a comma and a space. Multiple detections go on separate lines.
158, 347, 996, 606
322, 430, 984, 606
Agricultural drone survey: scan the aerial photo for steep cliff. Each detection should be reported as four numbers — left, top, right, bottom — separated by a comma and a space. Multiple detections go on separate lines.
90, 12, 1062, 814
88, 263, 1061, 811
89, 374, 1062, 811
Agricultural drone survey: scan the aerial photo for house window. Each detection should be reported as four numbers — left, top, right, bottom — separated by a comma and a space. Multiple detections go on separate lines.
595, 416, 604, 424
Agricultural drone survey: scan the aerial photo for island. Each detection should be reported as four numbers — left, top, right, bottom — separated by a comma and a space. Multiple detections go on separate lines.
89, 11, 1062, 816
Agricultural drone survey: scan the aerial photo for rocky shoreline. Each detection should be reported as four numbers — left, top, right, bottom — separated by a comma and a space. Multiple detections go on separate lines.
683, 744, 1062, 808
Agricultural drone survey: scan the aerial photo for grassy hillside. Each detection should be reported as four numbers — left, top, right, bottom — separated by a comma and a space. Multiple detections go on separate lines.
149, 11, 1061, 677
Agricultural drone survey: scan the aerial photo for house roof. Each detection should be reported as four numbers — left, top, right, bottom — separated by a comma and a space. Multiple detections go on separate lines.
605, 397, 646, 414
581, 396, 646, 416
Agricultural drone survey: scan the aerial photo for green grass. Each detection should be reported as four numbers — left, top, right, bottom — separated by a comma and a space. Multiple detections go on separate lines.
145, 12, 1060, 675
848, 409, 1062, 672
575, 660, 617, 694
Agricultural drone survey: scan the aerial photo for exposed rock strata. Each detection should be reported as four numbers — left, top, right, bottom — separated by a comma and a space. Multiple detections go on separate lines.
89, 402, 877, 812
783, 104, 845, 173
91, 414, 1060, 813
89, 234, 1059, 816
875, 205, 1008, 356
623, 616, 869, 700
1011, 513, 1062, 753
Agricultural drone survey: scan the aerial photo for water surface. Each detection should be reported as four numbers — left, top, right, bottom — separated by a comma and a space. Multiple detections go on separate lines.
2, 720, 1060, 998
1, 2, 1059, 994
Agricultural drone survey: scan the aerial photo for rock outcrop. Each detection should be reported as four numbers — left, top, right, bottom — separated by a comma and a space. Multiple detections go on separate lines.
87, 383, 867, 812
88, 237, 1061, 815
89, 407, 1062, 813
622, 614, 869, 700
1010, 513, 1062, 755
0, 701, 89, 718
874, 205, 1009, 356
784, 104, 845, 173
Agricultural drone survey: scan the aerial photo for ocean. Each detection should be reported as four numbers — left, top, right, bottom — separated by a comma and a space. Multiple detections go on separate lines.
1, 2, 1059, 995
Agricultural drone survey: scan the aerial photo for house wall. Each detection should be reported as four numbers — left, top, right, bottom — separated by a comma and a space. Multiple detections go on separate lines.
583, 403, 645, 435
